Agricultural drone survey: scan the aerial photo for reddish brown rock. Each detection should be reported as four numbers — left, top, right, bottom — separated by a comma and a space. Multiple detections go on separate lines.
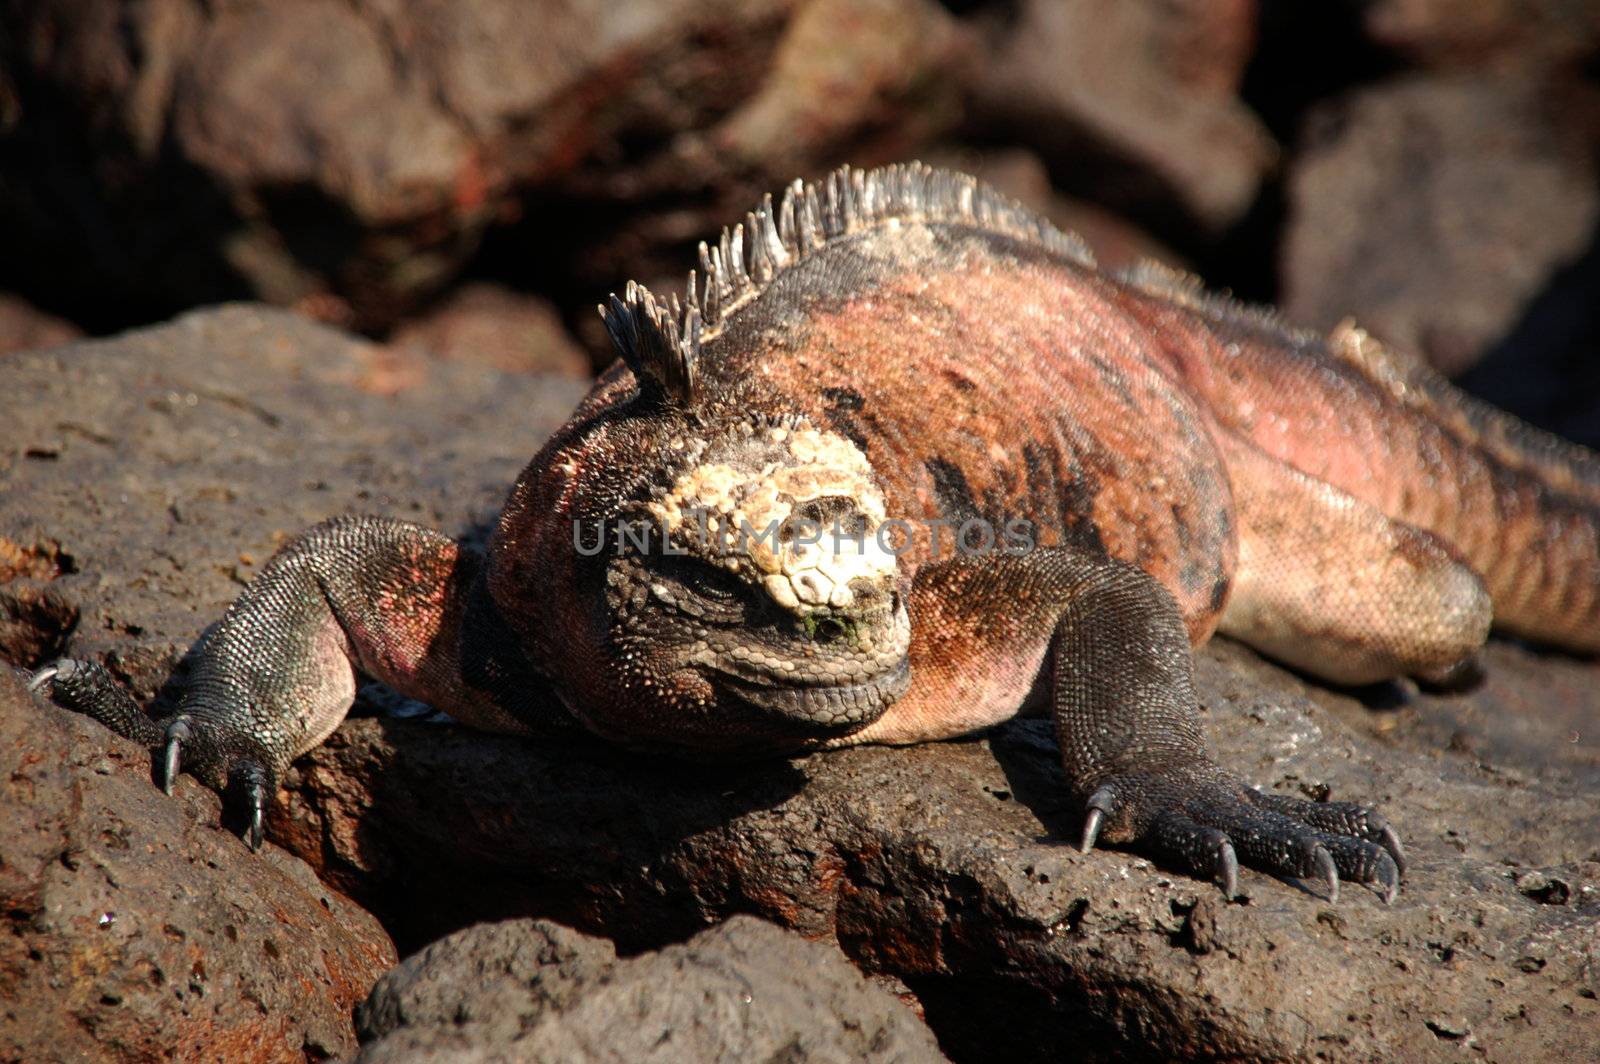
968, 0, 1275, 231
1364, 0, 1600, 71
709, 0, 974, 177
540, 0, 974, 291
0, 305, 587, 1063
0, 669, 397, 1063
172, 1, 470, 226
1282, 74, 1600, 376
0, 294, 82, 356
389, 284, 592, 377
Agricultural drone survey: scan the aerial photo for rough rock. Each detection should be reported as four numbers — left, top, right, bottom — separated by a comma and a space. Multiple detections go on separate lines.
968, 0, 1275, 232
351, 916, 948, 1062
1281, 74, 1600, 376
702, 0, 973, 181
0, 305, 583, 1062
0, 667, 397, 1063
6, 310, 1600, 1062
0, 0, 969, 328
0, 304, 587, 691
536, 0, 974, 294
0, 294, 82, 356
388, 284, 592, 378
1362, 0, 1600, 71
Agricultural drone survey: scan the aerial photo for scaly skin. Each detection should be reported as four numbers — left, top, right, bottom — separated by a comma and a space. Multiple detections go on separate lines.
34, 164, 1600, 902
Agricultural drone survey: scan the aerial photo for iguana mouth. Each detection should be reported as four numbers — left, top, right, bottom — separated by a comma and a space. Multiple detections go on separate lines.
716, 658, 910, 730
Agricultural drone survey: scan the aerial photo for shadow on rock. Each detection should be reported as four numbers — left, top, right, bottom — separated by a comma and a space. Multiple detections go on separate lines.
275, 712, 812, 955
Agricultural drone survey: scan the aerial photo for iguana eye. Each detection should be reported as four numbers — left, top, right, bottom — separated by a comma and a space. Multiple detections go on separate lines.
688, 563, 740, 601
653, 557, 747, 614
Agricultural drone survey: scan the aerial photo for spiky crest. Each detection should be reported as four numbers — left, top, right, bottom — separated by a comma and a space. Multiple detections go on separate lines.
598, 162, 1095, 406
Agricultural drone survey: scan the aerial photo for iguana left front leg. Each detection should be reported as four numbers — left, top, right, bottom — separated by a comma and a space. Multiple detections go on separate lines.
850, 549, 1405, 901
31, 516, 549, 848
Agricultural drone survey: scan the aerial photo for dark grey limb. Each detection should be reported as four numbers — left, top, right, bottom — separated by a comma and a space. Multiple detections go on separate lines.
912, 547, 1403, 901
1046, 554, 1402, 901
29, 515, 482, 851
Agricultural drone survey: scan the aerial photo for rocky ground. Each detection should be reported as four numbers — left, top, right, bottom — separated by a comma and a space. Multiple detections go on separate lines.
3, 308, 1597, 1062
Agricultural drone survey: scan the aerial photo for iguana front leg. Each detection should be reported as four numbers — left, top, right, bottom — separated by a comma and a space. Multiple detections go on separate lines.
855, 550, 1405, 901
31, 516, 545, 849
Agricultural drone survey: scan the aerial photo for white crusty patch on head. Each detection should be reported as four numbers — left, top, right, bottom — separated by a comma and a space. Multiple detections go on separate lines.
646, 423, 895, 613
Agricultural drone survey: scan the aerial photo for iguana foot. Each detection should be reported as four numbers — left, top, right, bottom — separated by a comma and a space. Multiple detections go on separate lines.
1078, 764, 1403, 903
30, 658, 278, 851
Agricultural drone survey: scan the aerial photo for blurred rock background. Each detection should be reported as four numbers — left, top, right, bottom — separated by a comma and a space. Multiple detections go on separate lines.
3, 0, 1598, 437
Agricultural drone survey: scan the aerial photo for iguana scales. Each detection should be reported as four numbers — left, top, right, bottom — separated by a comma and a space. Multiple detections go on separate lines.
33, 163, 1600, 903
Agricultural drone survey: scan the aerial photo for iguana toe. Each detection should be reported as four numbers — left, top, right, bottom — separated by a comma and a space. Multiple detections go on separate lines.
1143, 812, 1239, 898
1375, 851, 1400, 904
31, 657, 164, 746
1380, 823, 1407, 877
1246, 790, 1406, 897
1313, 844, 1340, 904
237, 761, 272, 852
25, 662, 59, 694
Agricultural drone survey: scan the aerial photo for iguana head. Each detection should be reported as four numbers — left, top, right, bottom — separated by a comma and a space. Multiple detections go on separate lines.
500, 398, 911, 754
499, 172, 1012, 751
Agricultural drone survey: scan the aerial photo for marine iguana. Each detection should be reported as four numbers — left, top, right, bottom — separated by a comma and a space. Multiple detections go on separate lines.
32, 163, 1600, 903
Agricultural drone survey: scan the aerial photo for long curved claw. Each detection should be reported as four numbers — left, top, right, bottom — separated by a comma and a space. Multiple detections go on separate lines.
162, 719, 192, 796
1313, 844, 1340, 904
1218, 840, 1239, 900
26, 663, 61, 694
246, 778, 267, 853
1079, 786, 1115, 853
1080, 809, 1103, 853
1379, 823, 1407, 877
1374, 851, 1400, 905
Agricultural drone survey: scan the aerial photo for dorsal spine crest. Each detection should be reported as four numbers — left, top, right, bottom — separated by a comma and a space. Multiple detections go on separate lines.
598, 162, 1095, 405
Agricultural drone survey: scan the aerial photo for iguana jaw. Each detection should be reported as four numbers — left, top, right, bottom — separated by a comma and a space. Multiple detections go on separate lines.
583, 546, 911, 750
715, 655, 911, 730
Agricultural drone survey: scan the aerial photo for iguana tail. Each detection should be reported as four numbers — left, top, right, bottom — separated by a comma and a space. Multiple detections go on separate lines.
1315, 321, 1600, 652
1112, 258, 1600, 653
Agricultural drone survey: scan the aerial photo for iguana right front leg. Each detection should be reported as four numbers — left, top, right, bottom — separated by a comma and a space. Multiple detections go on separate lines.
31, 516, 546, 848
848, 549, 1405, 902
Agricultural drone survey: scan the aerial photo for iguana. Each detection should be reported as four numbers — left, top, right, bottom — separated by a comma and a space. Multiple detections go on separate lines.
31, 163, 1600, 903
